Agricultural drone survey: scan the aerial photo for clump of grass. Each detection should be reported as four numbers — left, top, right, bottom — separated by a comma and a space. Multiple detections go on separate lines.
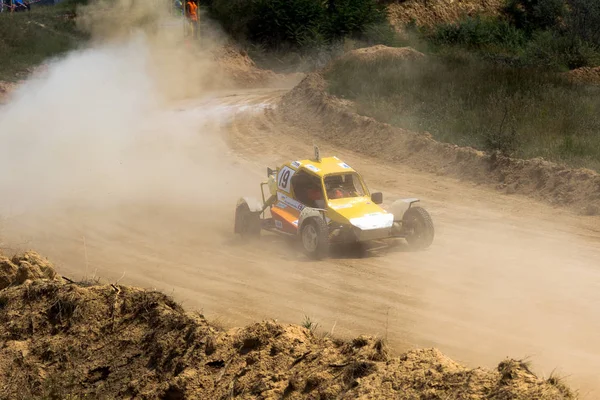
547, 371, 575, 398
74, 276, 101, 287
44, 286, 86, 328
324, 53, 600, 171
301, 315, 319, 332
370, 337, 389, 361
342, 360, 376, 387
351, 336, 369, 348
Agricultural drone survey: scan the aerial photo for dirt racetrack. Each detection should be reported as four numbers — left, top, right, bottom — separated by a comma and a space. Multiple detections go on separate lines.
0, 252, 575, 399
2, 81, 600, 398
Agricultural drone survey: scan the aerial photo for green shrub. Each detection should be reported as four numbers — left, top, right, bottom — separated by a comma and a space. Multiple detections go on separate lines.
523, 30, 600, 69
324, 54, 600, 170
249, 0, 325, 47
566, 0, 600, 47
359, 22, 407, 47
0, 4, 86, 80
503, 0, 567, 32
320, 0, 387, 40
424, 0, 600, 70
431, 16, 526, 50
207, 0, 390, 49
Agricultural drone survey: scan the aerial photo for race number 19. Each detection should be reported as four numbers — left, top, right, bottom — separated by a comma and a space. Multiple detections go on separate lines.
278, 166, 295, 192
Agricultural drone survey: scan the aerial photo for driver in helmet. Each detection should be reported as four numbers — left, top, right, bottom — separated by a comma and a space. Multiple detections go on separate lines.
326, 175, 346, 199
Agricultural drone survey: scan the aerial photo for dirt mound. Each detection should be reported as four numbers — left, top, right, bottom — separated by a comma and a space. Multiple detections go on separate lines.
0, 46, 297, 106
0, 65, 48, 104
214, 45, 277, 86
387, 0, 504, 29
565, 66, 600, 85
213, 45, 303, 88
0, 81, 17, 104
0, 273, 573, 399
276, 53, 600, 215
0, 251, 59, 290
339, 45, 425, 63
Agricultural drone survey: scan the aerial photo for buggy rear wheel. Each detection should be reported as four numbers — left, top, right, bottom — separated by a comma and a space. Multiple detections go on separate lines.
235, 202, 261, 238
300, 217, 329, 259
402, 206, 434, 250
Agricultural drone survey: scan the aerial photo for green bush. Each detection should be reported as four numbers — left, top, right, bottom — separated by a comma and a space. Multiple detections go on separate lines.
424, 0, 600, 70
207, 0, 390, 49
249, 0, 326, 47
320, 0, 387, 40
431, 16, 526, 50
503, 0, 567, 32
0, 4, 86, 80
360, 22, 406, 47
567, 0, 600, 47
324, 54, 600, 170
523, 30, 600, 69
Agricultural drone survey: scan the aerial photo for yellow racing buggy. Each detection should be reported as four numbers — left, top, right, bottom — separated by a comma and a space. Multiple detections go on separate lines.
234, 147, 434, 259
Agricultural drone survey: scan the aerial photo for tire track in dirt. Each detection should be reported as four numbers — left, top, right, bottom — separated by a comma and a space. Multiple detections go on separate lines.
2, 88, 600, 397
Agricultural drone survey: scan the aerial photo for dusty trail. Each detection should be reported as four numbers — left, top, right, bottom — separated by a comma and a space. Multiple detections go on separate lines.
3, 88, 600, 397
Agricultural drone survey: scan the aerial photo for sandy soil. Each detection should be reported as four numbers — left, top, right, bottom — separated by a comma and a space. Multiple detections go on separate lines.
387, 0, 504, 29
0, 81, 17, 104
566, 66, 600, 85
1, 84, 599, 398
0, 254, 572, 399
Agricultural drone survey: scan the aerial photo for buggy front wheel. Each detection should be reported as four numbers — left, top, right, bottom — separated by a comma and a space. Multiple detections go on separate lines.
402, 206, 434, 250
300, 217, 329, 259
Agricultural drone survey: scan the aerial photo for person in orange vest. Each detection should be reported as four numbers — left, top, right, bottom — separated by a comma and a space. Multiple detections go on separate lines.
186, 0, 198, 37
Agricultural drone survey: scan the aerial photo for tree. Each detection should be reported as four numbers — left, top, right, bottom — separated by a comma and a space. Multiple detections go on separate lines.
503, 0, 567, 33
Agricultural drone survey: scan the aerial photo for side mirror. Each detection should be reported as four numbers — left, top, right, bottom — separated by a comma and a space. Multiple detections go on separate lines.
371, 192, 383, 204
267, 167, 275, 177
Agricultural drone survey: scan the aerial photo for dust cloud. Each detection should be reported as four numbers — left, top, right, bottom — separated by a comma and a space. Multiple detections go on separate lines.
1, 3, 600, 398
0, 0, 260, 217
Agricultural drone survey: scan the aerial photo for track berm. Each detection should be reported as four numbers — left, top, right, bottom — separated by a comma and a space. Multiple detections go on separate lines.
275, 45, 600, 216
0, 250, 573, 399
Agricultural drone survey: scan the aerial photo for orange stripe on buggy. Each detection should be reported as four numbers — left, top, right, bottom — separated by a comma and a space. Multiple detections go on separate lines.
271, 206, 299, 234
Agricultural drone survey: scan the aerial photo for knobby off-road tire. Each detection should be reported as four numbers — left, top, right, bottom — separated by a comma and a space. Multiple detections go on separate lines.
403, 206, 434, 250
235, 202, 261, 238
300, 217, 329, 259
